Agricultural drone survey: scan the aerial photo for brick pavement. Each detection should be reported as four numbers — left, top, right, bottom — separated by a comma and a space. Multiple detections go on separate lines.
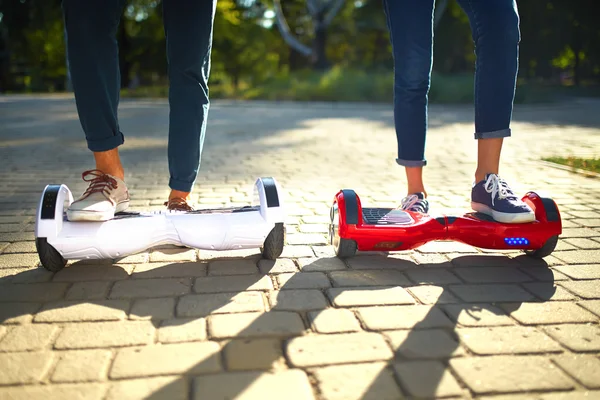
0, 94, 599, 399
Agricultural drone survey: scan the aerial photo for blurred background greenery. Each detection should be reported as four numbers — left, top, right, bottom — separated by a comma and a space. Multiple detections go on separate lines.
0, 0, 598, 103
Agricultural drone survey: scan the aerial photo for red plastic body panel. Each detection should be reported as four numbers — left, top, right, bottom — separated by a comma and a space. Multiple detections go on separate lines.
333, 190, 562, 252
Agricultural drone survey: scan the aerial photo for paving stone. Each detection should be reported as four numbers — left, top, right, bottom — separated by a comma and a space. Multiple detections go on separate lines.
308, 309, 361, 333
407, 285, 459, 304
385, 329, 464, 359
311, 246, 337, 258
193, 370, 315, 400
559, 228, 599, 239
130, 297, 175, 320
280, 245, 315, 258
0, 253, 39, 269
0, 324, 58, 352
500, 301, 599, 325
209, 311, 305, 339
0, 282, 69, 302
578, 300, 600, 317
346, 255, 415, 270
286, 233, 327, 245
560, 280, 600, 299
327, 287, 416, 307
2, 267, 53, 283
554, 265, 600, 279
403, 268, 461, 285
110, 342, 221, 378
287, 332, 393, 367
131, 261, 207, 278
194, 274, 273, 293
276, 272, 330, 289
519, 267, 569, 281
109, 277, 192, 299
258, 258, 297, 274
394, 360, 463, 398
442, 303, 515, 327
114, 252, 149, 264
553, 250, 600, 264
0, 302, 40, 324
52, 349, 112, 382
313, 362, 403, 400
177, 292, 264, 317
551, 354, 600, 389
298, 257, 347, 272
54, 264, 132, 281
564, 238, 600, 249
544, 324, 600, 352
450, 355, 574, 394
224, 338, 284, 370
65, 281, 111, 300
270, 289, 329, 311
452, 267, 532, 283
107, 377, 187, 400
208, 259, 259, 275
148, 248, 197, 262
523, 282, 577, 301
55, 321, 155, 349
411, 252, 452, 266
158, 318, 207, 343
419, 241, 478, 253
35, 300, 129, 322
448, 284, 535, 302
451, 255, 520, 268
329, 270, 410, 287
0, 351, 54, 384
3, 241, 36, 253
457, 326, 563, 355
357, 305, 454, 330
0, 383, 107, 400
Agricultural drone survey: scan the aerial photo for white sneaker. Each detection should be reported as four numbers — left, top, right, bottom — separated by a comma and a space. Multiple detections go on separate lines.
67, 170, 130, 222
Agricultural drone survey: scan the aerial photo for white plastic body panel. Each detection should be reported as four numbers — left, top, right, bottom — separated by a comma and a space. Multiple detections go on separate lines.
35, 178, 285, 261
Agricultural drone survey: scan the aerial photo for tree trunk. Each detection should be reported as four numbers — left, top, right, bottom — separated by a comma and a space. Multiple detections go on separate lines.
313, 20, 328, 70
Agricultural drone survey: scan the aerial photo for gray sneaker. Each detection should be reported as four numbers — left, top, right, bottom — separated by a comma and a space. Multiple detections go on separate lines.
400, 192, 429, 214
67, 170, 130, 222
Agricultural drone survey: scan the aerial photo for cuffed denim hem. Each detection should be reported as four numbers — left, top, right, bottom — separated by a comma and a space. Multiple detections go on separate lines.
474, 128, 511, 140
86, 132, 124, 152
396, 158, 427, 167
169, 177, 194, 193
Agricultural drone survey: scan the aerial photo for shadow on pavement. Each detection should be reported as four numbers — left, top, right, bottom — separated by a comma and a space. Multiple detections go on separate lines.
0, 250, 556, 399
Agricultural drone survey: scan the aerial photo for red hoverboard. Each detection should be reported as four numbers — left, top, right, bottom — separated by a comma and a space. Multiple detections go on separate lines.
329, 190, 561, 258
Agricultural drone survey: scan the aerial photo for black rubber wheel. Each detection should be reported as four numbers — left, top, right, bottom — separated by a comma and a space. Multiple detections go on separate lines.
36, 238, 67, 272
525, 235, 559, 258
329, 203, 358, 258
261, 223, 285, 260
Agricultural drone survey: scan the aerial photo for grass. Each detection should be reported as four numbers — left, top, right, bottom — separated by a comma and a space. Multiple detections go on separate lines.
120, 66, 600, 104
543, 156, 600, 174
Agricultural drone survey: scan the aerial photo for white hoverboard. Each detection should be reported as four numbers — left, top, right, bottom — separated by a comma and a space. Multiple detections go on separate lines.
35, 177, 285, 272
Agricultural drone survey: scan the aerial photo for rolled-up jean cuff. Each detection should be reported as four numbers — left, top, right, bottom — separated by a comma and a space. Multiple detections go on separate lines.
169, 177, 194, 193
474, 128, 511, 140
86, 132, 125, 152
396, 158, 427, 167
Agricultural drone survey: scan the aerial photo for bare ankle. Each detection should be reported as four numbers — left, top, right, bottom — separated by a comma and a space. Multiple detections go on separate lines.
169, 189, 191, 201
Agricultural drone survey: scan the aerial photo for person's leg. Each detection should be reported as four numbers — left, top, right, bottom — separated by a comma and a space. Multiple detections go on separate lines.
63, 0, 130, 221
162, 0, 216, 210
63, 0, 127, 179
382, 0, 435, 213
457, 0, 534, 223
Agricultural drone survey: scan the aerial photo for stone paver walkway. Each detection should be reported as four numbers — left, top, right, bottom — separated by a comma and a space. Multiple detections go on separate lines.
1, 94, 599, 399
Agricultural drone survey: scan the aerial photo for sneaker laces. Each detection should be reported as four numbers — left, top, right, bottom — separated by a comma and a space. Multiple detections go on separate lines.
483, 174, 515, 206
401, 194, 428, 213
80, 169, 119, 203
164, 197, 194, 212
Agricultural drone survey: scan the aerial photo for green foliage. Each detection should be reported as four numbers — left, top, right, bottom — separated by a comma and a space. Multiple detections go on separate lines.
1, 0, 598, 97
543, 156, 600, 174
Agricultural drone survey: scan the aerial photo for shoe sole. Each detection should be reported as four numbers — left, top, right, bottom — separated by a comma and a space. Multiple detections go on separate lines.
66, 200, 130, 222
471, 202, 535, 224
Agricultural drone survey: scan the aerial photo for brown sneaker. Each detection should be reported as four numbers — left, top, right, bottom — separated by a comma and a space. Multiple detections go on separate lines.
164, 197, 194, 212
67, 169, 130, 221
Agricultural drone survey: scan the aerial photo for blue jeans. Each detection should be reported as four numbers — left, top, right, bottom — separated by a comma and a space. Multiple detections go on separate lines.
382, 0, 521, 167
62, 0, 216, 192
